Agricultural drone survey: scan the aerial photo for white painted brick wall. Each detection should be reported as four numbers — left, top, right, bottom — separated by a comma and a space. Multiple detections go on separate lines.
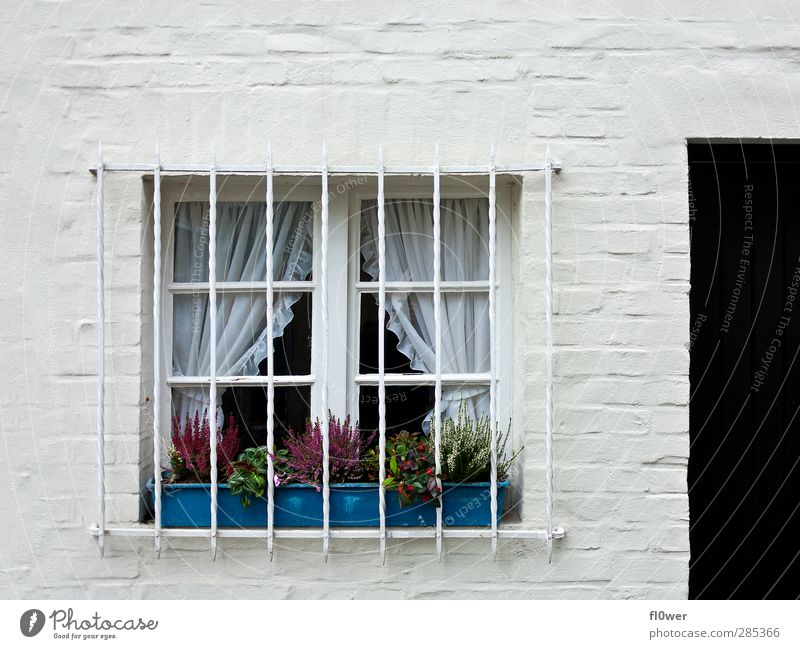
2, 0, 798, 599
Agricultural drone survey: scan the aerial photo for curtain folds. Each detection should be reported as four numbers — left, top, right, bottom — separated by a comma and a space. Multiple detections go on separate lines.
171, 201, 313, 422
360, 198, 491, 427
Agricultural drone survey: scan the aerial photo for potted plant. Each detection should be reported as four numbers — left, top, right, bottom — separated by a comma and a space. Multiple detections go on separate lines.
365, 405, 520, 527
364, 430, 442, 526
147, 410, 265, 528
229, 414, 381, 527
436, 403, 521, 526
227, 405, 521, 528
229, 423, 445, 527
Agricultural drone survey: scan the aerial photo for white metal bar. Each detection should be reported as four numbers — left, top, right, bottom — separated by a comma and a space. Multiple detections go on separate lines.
208, 146, 219, 561
433, 145, 443, 561
90, 525, 566, 540
377, 145, 387, 563
167, 375, 314, 387
321, 144, 330, 561
90, 163, 562, 175
265, 143, 276, 561
355, 281, 490, 293
152, 143, 163, 558
488, 145, 498, 561
355, 373, 490, 385
544, 144, 555, 564
96, 142, 106, 559
168, 281, 313, 294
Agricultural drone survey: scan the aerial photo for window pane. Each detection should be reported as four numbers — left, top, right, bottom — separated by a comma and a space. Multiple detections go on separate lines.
173, 201, 313, 283
360, 198, 489, 282
359, 383, 491, 439
221, 385, 311, 450
358, 291, 490, 375
170, 385, 311, 452
359, 292, 420, 375
171, 290, 311, 377
358, 385, 434, 438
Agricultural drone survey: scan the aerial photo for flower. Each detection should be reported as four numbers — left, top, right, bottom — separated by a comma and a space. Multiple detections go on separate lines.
272, 414, 375, 486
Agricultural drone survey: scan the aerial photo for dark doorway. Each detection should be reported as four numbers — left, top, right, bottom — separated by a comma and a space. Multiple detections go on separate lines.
689, 141, 800, 598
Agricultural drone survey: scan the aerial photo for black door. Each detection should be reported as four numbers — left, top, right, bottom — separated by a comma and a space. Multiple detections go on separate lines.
689, 141, 800, 599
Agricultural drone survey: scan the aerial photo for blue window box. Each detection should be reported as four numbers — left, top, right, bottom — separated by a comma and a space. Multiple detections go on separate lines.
148, 477, 508, 528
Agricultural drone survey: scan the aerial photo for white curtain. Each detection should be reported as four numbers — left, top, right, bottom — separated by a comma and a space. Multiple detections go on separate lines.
172, 201, 313, 422
360, 198, 491, 428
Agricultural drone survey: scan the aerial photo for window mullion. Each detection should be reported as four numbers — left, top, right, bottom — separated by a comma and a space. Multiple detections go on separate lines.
355, 280, 489, 293
168, 281, 313, 294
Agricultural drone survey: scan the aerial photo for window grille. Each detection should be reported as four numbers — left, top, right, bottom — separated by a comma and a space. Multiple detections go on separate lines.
89, 144, 565, 561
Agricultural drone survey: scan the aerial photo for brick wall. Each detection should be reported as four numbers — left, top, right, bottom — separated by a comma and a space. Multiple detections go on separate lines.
3, 0, 798, 598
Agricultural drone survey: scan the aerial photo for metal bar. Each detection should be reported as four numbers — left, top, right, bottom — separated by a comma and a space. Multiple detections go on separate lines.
377, 145, 387, 563
433, 145, 443, 561
544, 145, 555, 564
90, 163, 562, 175
152, 143, 162, 558
488, 146, 498, 561
208, 146, 219, 561
355, 280, 490, 293
167, 375, 314, 387
96, 142, 106, 559
168, 281, 313, 294
265, 143, 276, 561
320, 144, 330, 561
355, 373, 490, 385
90, 525, 566, 540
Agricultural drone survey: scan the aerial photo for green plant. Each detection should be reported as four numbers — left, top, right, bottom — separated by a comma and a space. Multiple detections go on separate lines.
228, 446, 289, 507
367, 430, 441, 508
436, 403, 522, 483
228, 412, 374, 507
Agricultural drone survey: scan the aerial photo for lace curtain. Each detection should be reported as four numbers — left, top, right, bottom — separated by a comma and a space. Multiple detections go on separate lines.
360, 198, 491, 427
171, 201, 313, 422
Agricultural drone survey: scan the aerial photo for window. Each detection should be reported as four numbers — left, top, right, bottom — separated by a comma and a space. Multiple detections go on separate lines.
90, 148, 561, 558
158, 178, 513, 448
160, 179, 321, 447
349, 186, 514, 438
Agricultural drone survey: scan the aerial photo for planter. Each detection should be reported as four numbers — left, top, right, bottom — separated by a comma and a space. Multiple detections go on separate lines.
147, 479, 268, 528
149, 477, 508, 528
